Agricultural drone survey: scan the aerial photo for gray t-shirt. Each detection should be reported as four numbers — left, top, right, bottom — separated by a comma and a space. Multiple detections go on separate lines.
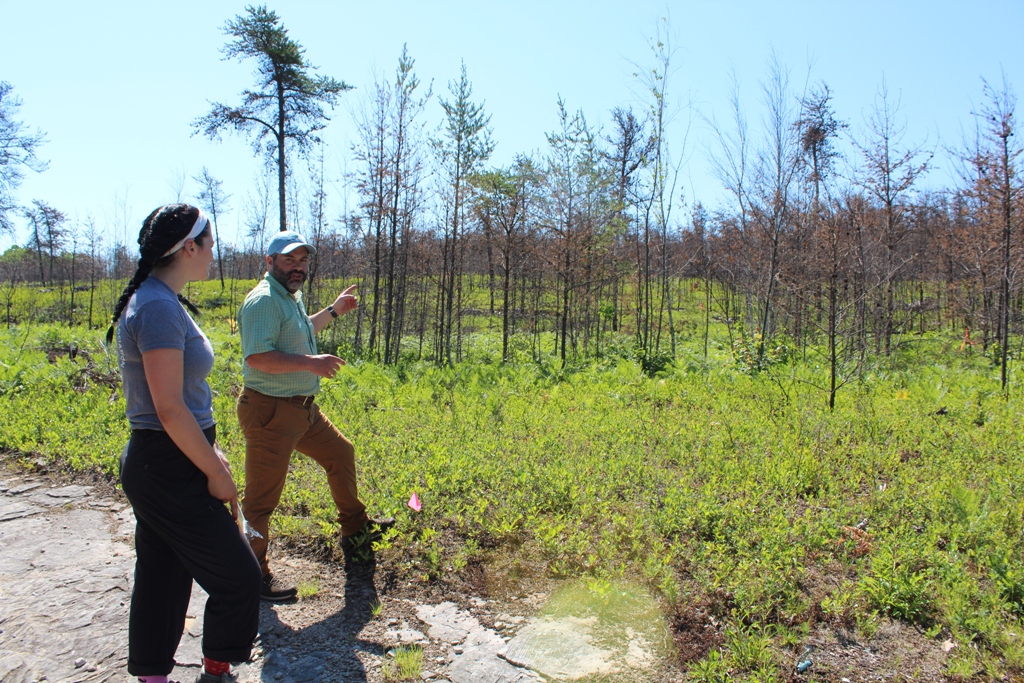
117, 277, 215, 431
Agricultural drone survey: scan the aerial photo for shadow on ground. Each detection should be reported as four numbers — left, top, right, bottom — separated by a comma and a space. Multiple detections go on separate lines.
256, 562, 381, 683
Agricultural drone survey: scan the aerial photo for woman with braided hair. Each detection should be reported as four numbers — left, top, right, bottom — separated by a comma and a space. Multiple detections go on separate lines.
110, 204, 261, 683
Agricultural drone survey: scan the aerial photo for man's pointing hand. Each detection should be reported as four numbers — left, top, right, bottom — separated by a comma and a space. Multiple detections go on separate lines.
308, 354, 345, 378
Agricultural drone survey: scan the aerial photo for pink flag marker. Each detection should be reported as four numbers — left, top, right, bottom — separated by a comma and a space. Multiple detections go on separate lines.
408, 492, 422, 512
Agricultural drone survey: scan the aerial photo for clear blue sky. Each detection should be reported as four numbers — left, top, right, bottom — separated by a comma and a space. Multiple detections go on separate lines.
2, 0, 1022, 250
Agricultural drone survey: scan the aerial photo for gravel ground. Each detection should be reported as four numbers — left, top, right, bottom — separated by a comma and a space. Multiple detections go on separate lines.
0, 466, 463, 683
2, 464, 665, 683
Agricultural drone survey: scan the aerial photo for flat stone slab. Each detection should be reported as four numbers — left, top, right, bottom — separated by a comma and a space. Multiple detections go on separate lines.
26, 486, 95, 508
417, 602, 482, 644
386, 626, 427, 643
0, 496, 133, 683
0, 502, 41, 522
278, 652, 329, 682
499, 580, 671, 682
170, 583, 212, 670
0, 653, 42, 683
7, 482, 43, 495
46, 485, 94, 498
417, 602, 541, 683
501, 616, 615, 679
418, 581, 673, 682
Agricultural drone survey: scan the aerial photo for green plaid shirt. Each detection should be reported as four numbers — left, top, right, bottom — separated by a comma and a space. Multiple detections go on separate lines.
238, 273, 320, 397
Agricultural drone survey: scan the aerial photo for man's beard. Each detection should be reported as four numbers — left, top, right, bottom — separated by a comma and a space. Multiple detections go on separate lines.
270, 262, 307, 293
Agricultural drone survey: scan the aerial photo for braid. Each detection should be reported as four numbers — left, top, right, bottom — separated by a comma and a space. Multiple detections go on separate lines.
105, 259, 157, 345
178, 294, 200, 317
106, 204, 204, 345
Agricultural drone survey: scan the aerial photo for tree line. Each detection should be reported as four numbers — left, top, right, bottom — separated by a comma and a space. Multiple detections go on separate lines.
1, 7, 1020, 400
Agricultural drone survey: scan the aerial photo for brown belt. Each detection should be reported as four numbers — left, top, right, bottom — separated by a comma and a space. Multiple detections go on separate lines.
244, 387, 315, 407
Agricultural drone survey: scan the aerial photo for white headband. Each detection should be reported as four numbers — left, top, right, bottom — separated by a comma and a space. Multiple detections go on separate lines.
161, 210, 210, 258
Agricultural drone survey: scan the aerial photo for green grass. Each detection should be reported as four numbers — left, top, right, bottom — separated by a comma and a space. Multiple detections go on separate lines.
296, 577, 319, 600
382, 645, 423, 681
2, 280, 1023, 680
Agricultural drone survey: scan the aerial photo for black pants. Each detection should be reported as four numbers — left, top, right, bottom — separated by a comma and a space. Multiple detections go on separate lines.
120, 426, 261, 676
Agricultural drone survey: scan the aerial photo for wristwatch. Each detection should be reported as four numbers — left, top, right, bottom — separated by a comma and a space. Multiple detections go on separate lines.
327, 305, 338, 318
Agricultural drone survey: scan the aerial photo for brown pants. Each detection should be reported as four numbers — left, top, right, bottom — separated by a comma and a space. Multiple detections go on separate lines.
237, 387, 368, 575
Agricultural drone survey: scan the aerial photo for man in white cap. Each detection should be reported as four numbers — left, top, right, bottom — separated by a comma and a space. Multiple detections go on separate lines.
236, 230, 393, 601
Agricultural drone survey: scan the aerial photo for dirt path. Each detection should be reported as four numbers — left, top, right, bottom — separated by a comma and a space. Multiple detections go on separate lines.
0, 465, 681, 683
0, 467, 462, 683
0, 477, 133, 683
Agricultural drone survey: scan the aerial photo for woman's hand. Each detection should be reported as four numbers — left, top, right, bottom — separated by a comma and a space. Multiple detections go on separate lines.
212, 443, 240, 519
207, 468, 238, 505
214, 442, 232, 473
